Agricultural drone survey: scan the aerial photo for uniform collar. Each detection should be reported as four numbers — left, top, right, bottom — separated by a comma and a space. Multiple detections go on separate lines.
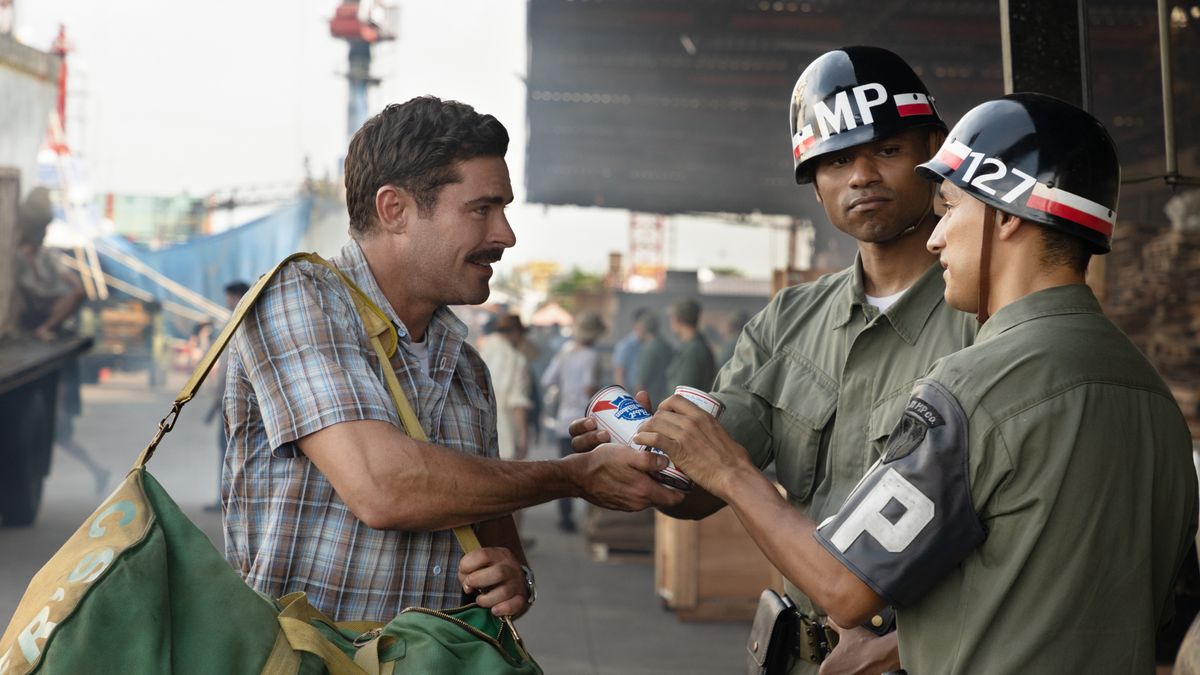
334, 240, 468, 343
976, 283, 1102, 343
833, 254, 949, 345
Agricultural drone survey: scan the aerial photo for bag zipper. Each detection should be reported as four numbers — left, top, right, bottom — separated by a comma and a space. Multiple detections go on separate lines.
399, 604, 529, 663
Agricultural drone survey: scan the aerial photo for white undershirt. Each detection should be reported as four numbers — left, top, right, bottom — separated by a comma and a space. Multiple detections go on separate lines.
408, 338, 431, 375
865, 288, 908, 312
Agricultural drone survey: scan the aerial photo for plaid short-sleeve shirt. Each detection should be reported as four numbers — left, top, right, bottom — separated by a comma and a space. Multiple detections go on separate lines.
222, 240, 499, 622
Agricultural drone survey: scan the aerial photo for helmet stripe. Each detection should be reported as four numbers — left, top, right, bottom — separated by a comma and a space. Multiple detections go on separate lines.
894, 92, 932, 117
935, 140, 971, 170
792, 125, 816, 160
1025, 183, 1115, 236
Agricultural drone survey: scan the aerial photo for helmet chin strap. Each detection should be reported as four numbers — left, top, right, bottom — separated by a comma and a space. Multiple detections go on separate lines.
878, 182, 935, 243
878, 129, 943, 244
977, 205, 997, 324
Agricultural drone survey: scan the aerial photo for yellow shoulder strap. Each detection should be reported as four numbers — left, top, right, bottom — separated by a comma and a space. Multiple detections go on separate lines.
135, 252, 479, 554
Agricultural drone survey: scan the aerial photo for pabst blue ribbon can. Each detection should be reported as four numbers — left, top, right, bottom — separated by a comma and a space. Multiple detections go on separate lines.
588, 385, 718, 492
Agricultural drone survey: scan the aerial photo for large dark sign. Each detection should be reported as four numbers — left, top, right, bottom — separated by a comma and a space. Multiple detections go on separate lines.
524, 0, 1001, 217
525, 0, 1183, 224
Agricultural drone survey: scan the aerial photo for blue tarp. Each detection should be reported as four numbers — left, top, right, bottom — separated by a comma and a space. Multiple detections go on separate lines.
98, 198, 312, 309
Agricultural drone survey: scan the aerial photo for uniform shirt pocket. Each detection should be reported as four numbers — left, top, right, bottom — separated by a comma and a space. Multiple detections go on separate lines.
868, 383, 917, 459
745, 352, 838, 502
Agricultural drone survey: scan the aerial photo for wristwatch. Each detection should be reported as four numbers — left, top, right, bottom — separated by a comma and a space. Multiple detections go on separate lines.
519, 564, 537, 607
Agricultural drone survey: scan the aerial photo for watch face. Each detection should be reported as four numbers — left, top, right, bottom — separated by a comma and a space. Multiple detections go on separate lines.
521, 565, 536, 604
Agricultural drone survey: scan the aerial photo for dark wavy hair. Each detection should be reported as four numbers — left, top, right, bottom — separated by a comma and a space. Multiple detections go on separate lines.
344, 96, 509, 236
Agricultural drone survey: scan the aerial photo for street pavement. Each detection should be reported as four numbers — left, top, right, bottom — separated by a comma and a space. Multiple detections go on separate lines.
0, 370, 749, 674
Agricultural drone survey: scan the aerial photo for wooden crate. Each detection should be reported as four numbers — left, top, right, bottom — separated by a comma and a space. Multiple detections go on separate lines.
655, 507, 784, 621
585, 505, 655, 554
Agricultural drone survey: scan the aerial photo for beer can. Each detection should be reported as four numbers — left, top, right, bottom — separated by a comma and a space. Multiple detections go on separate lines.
586, 385, 694, 491
646, 386, 726, 491
587, 385, 650, 444
674, 386, 725, 418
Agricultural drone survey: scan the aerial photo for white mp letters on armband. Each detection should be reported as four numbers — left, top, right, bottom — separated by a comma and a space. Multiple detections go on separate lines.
814, 379, 986, 606
829, 468, 934, 553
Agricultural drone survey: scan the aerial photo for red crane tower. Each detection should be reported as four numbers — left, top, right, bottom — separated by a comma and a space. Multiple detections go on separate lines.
329, 1, 395, 142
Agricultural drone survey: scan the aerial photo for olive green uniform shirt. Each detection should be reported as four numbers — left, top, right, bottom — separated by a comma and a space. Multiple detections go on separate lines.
666, 333, 717, 392
892, 284, 1197, 673
712, 258, 977, 626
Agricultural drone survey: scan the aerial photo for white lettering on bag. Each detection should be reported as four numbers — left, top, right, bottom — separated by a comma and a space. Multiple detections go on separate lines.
17, 607, 55, 664
4, 496, 140, 670
67, 549, 115, 584
830, 469, 935, 553
89, 500, 135, 538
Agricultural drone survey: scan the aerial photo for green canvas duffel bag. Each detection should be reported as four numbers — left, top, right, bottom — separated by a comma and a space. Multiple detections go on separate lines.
0, 253, 541, 675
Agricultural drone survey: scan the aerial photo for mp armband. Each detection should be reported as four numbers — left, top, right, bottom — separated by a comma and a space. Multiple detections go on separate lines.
814, 378, 986, 606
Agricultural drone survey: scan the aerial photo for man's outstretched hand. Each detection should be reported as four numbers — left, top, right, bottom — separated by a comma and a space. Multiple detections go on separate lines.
567, 441, 684, 511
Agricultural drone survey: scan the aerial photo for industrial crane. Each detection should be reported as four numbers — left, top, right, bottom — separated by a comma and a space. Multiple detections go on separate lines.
329, 1, 395, 142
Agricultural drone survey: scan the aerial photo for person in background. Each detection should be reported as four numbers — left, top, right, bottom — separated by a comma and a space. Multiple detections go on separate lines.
612, 307, 649, 389
479, 313, 536, 540
204, 280, 250, 513
540, 311, 606, 532
14, 186, 109, 496
716, 310, 750, 367
632, 312, 673, 408
665, 298, 716, 392
479, 314, 534, 460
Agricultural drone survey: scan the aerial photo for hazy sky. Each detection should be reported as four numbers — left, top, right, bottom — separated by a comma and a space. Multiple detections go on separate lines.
17, 0, 797, 277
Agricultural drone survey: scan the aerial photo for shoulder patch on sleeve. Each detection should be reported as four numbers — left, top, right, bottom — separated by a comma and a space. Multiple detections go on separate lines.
814, 378, 986, 606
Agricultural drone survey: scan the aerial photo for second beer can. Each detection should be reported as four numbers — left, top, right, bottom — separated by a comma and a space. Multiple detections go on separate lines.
645, 386, 726, 491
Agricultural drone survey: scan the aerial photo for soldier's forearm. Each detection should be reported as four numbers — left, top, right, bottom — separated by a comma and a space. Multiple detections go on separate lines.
719, 464, 885, 627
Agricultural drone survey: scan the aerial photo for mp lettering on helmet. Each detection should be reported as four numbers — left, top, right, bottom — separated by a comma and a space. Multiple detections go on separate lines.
812, 83, 890, 138
828, 468, 935, 553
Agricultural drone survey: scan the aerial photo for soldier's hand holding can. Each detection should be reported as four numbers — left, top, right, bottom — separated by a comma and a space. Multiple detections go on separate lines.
632, 392, 751, 501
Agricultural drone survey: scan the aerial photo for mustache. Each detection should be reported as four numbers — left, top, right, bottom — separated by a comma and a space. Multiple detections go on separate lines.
466, 248, 504, 265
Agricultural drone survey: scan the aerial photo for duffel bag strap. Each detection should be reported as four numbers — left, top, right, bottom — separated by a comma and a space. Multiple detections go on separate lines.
367, 334, 481, 554
129, 251, 480, 554
134, 252, 345, 468
296, 255, 483, 556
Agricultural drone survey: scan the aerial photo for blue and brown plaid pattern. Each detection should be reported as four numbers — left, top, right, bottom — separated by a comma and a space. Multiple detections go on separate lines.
222, 240, 498, 622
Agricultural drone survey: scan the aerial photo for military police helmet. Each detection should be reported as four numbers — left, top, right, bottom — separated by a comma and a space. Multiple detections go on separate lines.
916, 93, 1119, 254
790, 46, 946, 184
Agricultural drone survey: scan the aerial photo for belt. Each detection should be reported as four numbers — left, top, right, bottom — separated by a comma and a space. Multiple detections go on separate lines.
796, 613, 839, 664
795, 607, 896, 664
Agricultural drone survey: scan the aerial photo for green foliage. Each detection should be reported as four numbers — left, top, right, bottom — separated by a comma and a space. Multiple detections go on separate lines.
549, 268, 604, 300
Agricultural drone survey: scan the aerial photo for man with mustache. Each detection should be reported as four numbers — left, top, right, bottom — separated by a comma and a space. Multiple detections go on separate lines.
571, 47, 976, 673
223, 96, 682, 623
